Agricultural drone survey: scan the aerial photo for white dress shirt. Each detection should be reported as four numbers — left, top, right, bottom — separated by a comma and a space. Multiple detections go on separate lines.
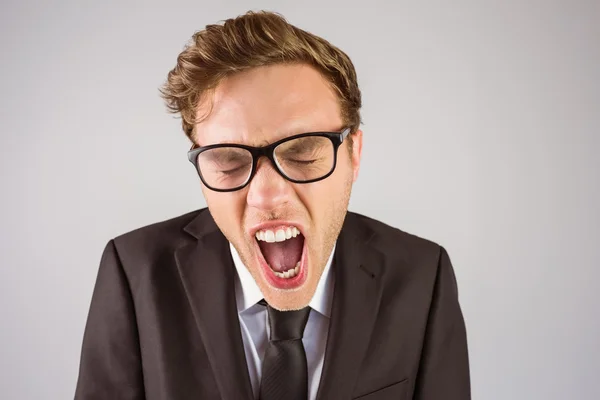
229, 243, 336, 400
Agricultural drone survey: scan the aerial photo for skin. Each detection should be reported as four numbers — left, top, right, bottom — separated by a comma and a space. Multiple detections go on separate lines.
193, 63, 363, 311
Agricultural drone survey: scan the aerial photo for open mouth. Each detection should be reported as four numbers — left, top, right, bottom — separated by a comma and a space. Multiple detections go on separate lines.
254, 225, 307, 289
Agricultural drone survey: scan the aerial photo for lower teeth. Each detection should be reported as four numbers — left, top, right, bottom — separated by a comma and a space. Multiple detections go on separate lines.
273, 262, 301, 279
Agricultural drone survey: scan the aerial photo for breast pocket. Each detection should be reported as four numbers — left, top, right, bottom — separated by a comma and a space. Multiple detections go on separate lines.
352, 378, 408, 400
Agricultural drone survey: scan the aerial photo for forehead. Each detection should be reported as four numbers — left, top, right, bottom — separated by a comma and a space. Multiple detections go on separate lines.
194, 64, 343, 146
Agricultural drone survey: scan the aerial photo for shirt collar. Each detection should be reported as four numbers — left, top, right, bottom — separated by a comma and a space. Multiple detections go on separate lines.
230, 242, 336, 318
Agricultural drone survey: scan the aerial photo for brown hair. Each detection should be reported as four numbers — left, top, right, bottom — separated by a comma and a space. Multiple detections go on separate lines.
159, 11, 362, 141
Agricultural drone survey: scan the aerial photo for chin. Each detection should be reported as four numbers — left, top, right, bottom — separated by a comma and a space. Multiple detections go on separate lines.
259, 281, 317, 311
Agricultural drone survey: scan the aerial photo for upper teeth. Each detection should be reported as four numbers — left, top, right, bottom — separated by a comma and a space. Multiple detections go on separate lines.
255, 226, 301, 242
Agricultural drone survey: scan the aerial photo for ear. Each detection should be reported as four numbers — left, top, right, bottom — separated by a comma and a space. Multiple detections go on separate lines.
350, 129, 363, 182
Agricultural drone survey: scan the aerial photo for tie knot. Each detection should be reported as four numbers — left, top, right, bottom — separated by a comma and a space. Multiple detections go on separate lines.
265, 303, 311, 341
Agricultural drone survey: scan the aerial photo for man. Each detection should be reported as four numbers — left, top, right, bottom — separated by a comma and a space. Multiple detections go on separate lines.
75, 11, 470, 400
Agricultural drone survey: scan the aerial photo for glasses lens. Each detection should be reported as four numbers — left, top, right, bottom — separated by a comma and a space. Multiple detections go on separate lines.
274, 135, 335, 182
196, 147, 253, 190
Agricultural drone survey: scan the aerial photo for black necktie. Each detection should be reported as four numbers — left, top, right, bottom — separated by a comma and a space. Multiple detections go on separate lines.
259, 301, 311, 400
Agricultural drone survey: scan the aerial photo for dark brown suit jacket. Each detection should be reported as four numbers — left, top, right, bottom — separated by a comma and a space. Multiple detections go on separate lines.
75, 208, 470, 399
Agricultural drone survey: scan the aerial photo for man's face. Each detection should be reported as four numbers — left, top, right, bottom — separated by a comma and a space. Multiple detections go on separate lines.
193, 64, 362, 310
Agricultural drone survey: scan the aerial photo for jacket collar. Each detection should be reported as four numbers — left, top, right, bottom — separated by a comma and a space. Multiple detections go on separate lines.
315, 212, 386, 400
176, 209, 254, 400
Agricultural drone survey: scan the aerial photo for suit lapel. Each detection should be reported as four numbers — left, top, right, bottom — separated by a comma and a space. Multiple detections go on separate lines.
316, 214, 385, 400
175, 210, 254, 400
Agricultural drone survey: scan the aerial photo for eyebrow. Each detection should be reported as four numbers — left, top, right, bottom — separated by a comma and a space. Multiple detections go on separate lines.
198, 126, 344, 148
279, 136, 323, 152
201, 148, 249, 163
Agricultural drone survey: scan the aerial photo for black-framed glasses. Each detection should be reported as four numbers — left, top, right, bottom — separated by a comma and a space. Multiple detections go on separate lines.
187, 128, 351, 192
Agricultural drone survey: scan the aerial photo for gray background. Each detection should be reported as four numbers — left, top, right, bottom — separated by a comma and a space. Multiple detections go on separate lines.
1, 0, 598, 399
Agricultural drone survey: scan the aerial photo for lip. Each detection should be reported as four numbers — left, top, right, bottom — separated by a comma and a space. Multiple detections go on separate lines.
249, 220, 308, 290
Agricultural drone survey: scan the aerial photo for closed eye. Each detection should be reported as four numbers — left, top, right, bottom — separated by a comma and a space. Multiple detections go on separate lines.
219, 165, 248, 175
288, 159, 318, 165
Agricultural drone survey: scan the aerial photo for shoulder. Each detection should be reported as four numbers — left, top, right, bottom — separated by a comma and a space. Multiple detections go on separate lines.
109, 208, 208, 265
345, 211, 458, 306
345, 211, 442, 263
344, 211, 449, 288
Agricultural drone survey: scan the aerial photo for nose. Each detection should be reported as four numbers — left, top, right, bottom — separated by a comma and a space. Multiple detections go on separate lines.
246, 158, 292, 211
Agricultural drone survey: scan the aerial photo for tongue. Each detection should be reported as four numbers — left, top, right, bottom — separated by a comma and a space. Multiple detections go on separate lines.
258, 235, 304, 272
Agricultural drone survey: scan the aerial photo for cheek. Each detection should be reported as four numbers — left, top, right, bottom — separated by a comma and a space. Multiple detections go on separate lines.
202, 189, 246, 237
295, 159, 353, 222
